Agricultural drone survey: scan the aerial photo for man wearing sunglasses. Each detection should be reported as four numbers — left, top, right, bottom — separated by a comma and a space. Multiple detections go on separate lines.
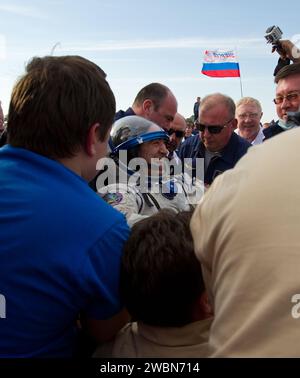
165, 113, 187, 177
167, 113, 186, 162
178, 93, 251, 185
263, 63, 300, 140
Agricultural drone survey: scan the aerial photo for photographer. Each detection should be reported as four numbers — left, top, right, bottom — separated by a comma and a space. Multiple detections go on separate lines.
273, 39, 300, 75
265, 26, 300, 75
263, 63, 300, 140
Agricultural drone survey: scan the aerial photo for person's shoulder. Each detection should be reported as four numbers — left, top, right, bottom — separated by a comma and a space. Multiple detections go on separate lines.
224, 133, 251, 163
114, 110, 126, 121
181, 134, 199, 147
233, 132, 252, 150
93, 189, 128, 218
263, 121, 284, 140
79, 187, 129, 237
178, 135, 199, 158
114, 108, 135, 121
93, 322, 138, 358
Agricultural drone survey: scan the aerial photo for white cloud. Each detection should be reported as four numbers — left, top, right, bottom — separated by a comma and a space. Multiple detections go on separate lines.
0, 4, 47, 19
111, 76, 209, 84
60, 37, 263, 53
0, 34, 7, 60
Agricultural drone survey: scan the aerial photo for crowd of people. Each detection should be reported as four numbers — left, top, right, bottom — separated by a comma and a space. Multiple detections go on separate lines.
1, 37, 300, 358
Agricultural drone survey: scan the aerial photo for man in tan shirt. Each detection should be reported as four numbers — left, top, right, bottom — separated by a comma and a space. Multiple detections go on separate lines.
191, 128, 300, 356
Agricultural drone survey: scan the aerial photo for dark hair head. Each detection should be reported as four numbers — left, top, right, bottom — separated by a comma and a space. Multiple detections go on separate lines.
7, 55, 116, 159
275, 62, 300, 83
120, 209, 204, 327
133, 83, 171, 111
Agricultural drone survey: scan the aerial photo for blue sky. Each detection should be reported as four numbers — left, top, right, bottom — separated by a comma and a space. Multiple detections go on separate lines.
0, 0, 300, 122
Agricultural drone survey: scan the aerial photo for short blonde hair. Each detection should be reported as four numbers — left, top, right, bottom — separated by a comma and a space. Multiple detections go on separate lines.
236, 97, 262, 113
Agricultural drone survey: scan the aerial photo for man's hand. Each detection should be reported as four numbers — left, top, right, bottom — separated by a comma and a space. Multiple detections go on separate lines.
272, 40, 300, 63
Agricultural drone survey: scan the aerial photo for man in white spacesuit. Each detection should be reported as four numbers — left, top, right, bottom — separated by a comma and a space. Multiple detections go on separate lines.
97, 116, 203, 226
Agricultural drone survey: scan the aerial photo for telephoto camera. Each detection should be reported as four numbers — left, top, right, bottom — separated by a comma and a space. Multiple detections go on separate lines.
265, 26, 283, 45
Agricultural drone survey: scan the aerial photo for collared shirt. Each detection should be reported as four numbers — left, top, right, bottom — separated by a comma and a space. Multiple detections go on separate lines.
235, 127, 264, 145
262, 120, 284, 140
93, 318, 213, 358
114, 107, 136, 122
178, 133, 251, 185
0, 145, 130, 357
168, 150, 181, 166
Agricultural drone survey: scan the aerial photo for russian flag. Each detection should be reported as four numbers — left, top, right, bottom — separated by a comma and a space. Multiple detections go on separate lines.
202, 50, 240, 78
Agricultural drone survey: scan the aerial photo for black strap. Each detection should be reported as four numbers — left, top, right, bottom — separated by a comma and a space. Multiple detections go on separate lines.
142, 193, 161, 210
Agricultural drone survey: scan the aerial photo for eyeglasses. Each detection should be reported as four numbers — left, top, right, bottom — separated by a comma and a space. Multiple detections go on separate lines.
167, 129, 185, 138
196, 118, 233, 134
273, 91, 300, 105
237, 112, 260, 119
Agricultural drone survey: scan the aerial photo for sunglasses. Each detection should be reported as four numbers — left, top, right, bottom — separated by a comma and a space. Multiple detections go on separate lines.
167, 129, 185, 138
196, 118, 233, 134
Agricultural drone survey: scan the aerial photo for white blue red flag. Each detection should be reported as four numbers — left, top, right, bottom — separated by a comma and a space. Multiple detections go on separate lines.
202, 50, 240, 77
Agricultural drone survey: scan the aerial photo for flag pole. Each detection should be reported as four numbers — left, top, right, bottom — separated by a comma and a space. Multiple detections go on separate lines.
235, 46, 243, 98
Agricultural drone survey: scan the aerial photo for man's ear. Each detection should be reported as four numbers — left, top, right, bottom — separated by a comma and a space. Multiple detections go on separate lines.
231, 118, 238, 130
199, 292, 213, 318
191, 291, 213, 321
85, 123, 100, 157
142, 99, 153, 115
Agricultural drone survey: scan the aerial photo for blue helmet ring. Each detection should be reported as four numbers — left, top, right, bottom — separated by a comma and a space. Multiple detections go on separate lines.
110, 115, 169, 154
112, 130, 169, 154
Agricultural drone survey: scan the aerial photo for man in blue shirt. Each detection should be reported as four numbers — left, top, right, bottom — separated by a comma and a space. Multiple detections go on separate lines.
0, 56, 130, 357
179, 93, 251, 185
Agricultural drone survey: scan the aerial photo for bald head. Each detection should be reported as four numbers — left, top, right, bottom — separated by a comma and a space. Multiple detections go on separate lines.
172, 113, 186, 131
132, 82, 178, 131
200, 93, 236, 119
168, 113, 187, 152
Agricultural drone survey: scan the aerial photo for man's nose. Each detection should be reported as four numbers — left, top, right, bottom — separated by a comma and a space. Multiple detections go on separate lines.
169, 133, 176, 143
163, 120, 172, 131
281, 97, 292, 109
202, 127, 211, 137
160, 141, 169, 155
243, 115, 252, 122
